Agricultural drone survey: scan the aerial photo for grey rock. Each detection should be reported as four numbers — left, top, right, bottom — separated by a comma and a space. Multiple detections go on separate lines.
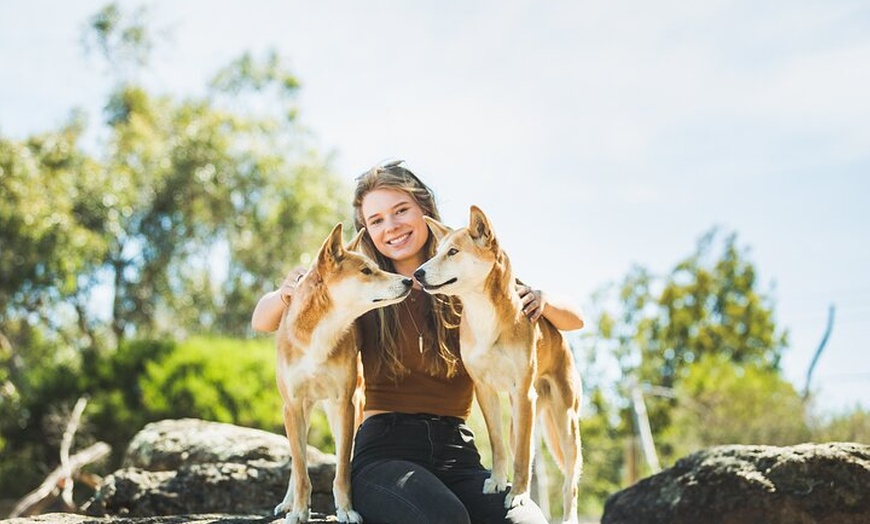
124, 419, 330, 470
602, 442, 870, 524
86, 420, 337, 518
2, 512, 341, 523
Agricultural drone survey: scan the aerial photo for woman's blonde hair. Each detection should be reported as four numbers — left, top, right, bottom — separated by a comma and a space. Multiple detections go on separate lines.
353, 160, 463, 379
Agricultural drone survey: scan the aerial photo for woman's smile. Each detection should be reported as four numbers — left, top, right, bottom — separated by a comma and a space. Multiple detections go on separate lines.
362, 188, 430, 276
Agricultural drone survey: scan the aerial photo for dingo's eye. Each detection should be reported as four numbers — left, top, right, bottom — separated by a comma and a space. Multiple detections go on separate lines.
447, 248, 459, 256
361, 267, 373, 275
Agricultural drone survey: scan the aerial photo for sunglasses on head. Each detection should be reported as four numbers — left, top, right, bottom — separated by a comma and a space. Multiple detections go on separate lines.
376, 159, 427, 188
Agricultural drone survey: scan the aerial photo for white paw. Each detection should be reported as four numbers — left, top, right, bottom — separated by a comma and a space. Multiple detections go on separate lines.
561, 516, 580, 524
336, 507, 363, 523
273, 501, 290, 516
504, 490, 531, 509
284, 509, 309, 524
483, 476, 510, 494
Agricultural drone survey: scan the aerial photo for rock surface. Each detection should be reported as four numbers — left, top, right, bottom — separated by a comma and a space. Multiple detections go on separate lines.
602, 442, 870, 524
8, 421, 867, 524
3, 513, 339, 523
85, 419, 337, 518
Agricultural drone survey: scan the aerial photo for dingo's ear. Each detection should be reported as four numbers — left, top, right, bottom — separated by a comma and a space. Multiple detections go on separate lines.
347, 227, 366, 252
469, 205, 494, 245
317, 222, 345, 268
424, 216, 453, 244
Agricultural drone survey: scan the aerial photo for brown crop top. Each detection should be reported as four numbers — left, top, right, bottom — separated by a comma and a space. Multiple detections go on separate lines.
358, 288, 474, 419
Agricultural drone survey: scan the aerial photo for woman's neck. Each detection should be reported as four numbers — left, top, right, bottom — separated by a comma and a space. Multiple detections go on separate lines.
392, 256, 424, 279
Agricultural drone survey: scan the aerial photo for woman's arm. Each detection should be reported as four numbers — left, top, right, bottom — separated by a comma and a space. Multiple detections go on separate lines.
251, 267, 307, 333
516, 283, 585, 331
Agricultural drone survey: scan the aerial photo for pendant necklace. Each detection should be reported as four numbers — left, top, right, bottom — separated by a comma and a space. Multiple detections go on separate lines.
403, 299, 424, 354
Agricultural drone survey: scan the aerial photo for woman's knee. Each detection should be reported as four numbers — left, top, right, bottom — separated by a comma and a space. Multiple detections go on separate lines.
352, 460, 471, 524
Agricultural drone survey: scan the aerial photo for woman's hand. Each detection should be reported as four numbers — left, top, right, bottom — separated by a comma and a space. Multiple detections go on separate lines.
516, 280, 586, 331
251, 265, 308, 332
517, 283, 545, 322
278, 266, 308, 306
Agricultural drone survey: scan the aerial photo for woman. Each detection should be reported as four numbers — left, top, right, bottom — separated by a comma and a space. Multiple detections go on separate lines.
252, 160, 584, 524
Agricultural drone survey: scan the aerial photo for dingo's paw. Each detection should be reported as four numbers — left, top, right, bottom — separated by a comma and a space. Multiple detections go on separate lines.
273, 501, 291, 516
483, 475, 509, 494
504, 490, 531, 509
336, 507, 363, 523
284, 509, 310, 524
560, 516, 580, 524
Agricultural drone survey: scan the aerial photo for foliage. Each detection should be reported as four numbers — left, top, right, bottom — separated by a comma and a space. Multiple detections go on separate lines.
1, 3, 347, 349
663, 353, 811, 457
574, 388, 625, 516
0, 2, 345, 501
0, 334, 334, 499
810, 406, 870, 443
139, 336, 279, 430
584, 229, 796, 474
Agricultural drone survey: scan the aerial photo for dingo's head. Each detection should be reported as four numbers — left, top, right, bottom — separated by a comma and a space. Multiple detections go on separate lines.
413, 205, 501, 297
301, 223, 413, 318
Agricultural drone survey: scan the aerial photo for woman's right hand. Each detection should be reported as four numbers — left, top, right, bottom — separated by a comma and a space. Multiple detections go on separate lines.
251, 265, 308, 332
278, 266, 308, 306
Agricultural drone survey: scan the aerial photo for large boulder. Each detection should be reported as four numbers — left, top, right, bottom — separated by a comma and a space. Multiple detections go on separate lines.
602, 442, 870, 524
5, 513, 343, 523
86, 419, 337, 518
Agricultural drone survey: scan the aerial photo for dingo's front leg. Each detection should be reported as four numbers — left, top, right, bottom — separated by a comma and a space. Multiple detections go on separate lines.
505, 379, 536, 509
277, 400, 313, 524
323, 397, 362, 523
475, 383, 510, 494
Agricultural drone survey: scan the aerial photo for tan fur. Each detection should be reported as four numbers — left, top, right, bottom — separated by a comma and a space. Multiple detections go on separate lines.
274, 223, 412, 524
416, 207, 583, 524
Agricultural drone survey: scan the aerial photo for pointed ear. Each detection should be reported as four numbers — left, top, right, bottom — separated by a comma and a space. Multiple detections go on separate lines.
424, 216, 453, 244
468, 205, 494, 245
346, 227, 366, 252
316, 222, 345, 268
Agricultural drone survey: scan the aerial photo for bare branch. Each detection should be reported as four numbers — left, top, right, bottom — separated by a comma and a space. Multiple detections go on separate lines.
59, 396, 90, 508
8, 441, 111, 518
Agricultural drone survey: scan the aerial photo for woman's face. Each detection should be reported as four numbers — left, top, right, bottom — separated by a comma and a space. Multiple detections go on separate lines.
361, 188, 430, 275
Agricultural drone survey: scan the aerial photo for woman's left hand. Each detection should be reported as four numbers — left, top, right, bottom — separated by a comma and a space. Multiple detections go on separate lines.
517, 284, 545, 322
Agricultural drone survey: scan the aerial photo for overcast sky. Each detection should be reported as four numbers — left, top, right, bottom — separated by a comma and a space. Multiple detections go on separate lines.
2, 0, 868, 414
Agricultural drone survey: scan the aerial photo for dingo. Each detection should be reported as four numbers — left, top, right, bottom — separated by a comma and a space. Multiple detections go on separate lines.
414, 206, 583, 524
274, 223, 413, 524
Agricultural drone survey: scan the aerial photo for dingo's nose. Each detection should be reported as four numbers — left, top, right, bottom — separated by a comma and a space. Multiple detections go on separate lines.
413, 269, 425, 282
402, 278, 413, 287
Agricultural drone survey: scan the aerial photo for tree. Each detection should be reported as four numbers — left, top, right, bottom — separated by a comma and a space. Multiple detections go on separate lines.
0, 2, 347, 499
585, 227, 792, 468
665, 353, 810, 457
1, 3, 346, 349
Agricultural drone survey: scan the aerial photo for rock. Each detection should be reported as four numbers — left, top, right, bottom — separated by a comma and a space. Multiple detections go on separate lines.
123, 419, 317, 470
602, 442, 870, 524
3, 512, 343, 523
86, 419, 337, 518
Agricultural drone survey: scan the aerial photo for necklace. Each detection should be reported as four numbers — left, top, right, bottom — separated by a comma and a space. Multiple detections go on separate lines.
402, 300, 424, 354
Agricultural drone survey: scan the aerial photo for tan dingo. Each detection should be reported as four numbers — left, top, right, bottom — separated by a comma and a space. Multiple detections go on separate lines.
414, 206, 583, 524
274, 223, 413, 524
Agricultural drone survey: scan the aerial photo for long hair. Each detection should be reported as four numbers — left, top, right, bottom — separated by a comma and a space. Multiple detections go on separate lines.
353, 160, 463, 379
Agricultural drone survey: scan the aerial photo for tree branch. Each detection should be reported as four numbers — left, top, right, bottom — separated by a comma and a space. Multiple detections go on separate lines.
8, 441, 111, 518
59, 396, 90, 508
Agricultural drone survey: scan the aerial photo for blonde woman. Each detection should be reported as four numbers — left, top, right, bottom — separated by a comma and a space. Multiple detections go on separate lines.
252, 160, 584, 524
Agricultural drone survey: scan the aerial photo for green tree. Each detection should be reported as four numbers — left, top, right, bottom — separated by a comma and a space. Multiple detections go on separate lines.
1, 3, 346, 348
811, 406, 870, 443
0, 2, 346, 499
584, 228, 792, 472
664, 353, 810, 457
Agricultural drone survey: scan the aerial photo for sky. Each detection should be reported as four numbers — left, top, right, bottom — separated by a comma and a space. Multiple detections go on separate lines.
1, 0, 868, 415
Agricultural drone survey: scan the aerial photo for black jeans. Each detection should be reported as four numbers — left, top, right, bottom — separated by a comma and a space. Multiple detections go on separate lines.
351, 412, 548, 524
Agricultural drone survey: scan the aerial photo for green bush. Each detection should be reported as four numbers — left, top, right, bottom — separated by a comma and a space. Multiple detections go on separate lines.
0, 335, 336, 501
139, 335, 333, 451
141, 336, 280, 429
